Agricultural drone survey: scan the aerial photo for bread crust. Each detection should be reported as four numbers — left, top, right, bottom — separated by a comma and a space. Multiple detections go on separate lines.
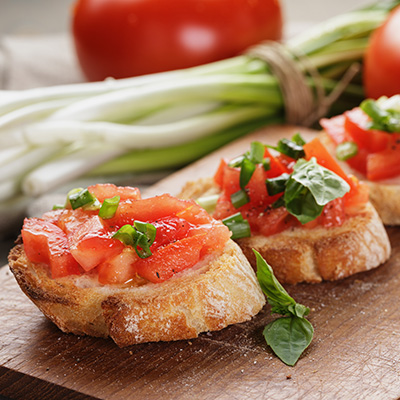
179, 178, 391, 284
320, 132, 400, 226
8, 240, 265, 346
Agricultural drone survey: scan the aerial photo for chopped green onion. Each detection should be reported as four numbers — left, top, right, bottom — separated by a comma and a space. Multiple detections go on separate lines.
67, 188, 98, 210
275, 139, 306, 160
228, 155, 246, 168
360, 98, 400, 133
249, 141, 265, 164
222, 212, 251, 240
231, 189, 249, 209
239, 158, 256, 188
292, 133, 306, 146
266, 173, 290, 196
336, 141, 358, 160
196, 194, 219, 214
263, 157, 271, 171
134, 221, 157, 247
52, 204, 64, 210
112, 224, 136, 247
112, 221, 157, 259
99, 195, 120, 219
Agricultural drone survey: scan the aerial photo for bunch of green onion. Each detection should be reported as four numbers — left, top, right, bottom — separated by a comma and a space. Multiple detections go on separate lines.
0, 0, 399, 231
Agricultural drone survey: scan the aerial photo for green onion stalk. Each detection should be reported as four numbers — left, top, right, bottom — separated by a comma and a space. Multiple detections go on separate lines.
0, 0, 399, 228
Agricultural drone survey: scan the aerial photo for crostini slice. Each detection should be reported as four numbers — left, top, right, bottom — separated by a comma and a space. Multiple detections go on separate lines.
179, 136, 391, 284
8, 184, 265, 346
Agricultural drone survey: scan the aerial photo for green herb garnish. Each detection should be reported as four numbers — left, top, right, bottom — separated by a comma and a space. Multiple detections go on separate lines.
99, 195, 120, 219
336, 141, 358, 161
221, 212, 251, 239
113, 221, 157, 259
360, 98, 400, 133
284, 158, 350, 224
254, 250, 314, 366
266, 136, 306, 160
266, 173, 290, 196
231, 189, 250, 209
67, 188, 100, 210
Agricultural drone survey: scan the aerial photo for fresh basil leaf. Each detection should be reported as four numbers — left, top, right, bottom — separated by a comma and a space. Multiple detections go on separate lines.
254, 250, 296, 314
290, 158, 350, 206
284, 181, 324, 224
263, 316, 314, 366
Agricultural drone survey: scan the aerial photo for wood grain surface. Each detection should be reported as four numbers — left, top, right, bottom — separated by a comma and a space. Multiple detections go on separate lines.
1, 125, 400, 400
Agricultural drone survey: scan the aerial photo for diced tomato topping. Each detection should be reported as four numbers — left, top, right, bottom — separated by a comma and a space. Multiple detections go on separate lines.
320, 115, 347, 144
107, 194, 196, 229
22, 218, 81, 278
344, 108, 390, 153
21, 184, 231, 285
367, 144, 400, 181
321, 107, 400, 182
213, 158, 228, 187
69, 215, 124, 272
134, 235, 206, 283
97, 248, 139, 285
88, 183, 141, 203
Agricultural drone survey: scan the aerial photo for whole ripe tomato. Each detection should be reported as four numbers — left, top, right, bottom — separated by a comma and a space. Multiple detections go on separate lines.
363, 5, 400, 99
72, 0, 283, 81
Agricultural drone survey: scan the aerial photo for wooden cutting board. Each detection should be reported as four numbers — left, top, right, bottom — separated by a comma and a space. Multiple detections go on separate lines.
1, 125, 400, 400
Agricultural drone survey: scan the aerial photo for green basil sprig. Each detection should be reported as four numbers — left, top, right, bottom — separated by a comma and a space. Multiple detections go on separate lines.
284, 157, 350, 224
360, 98, 400, 133
254, 250, 313, 366
113, 221, 157, 258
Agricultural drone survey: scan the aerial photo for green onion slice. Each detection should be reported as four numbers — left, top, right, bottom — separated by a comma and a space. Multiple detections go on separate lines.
222, 212, 251, 240
249, 141, 265, 164
52, 204, 64, 210
266, 173, 290, 196
263, 157, 271, 171
112, 224, 136, 247
291, 133, 306, 146
231, 189, 249, 209
275, 139, 306, 160
112, 221, 157, 259
239, 158, 256, 188
336, 141, 358, 161
99, 195, 120, 219
196, 194, 219, 214
67, 188, 98, 210
228, 155, 246, 168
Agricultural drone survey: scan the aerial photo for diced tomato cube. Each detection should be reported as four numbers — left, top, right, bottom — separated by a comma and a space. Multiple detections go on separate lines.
367, 145, 400, 181
88, 183, 141, 203
320, 114, 347, 144
213, 158, 228, 187
97, 248, 139, 284
134, 235, 205, 283
22, 218, 81, 278
69, 215, 124, 271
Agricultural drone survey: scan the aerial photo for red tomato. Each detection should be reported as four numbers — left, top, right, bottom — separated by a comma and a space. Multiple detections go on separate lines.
72, 0, 283, 81
363, 5, 400, 98
97, 248, 139, 285
69, 215, 124, 271
134, 235, 205, 283
22, 218, 81, 278
367, 145, 400, 181
344, 108, 390, 153
88, 183, 141, 203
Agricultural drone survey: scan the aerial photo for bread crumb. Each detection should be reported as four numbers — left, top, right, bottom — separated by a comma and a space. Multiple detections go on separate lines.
286, 375, 292, 380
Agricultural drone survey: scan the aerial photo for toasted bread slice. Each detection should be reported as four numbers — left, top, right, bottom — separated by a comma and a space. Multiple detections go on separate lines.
8, 240, 265, 347
320, 132, 400, 226
179, 178, 391, 284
